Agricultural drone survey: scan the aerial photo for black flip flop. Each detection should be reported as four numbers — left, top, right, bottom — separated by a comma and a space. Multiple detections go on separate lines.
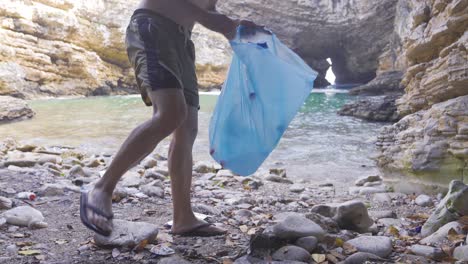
172, 223, 227, 237
80, 191, 113, 237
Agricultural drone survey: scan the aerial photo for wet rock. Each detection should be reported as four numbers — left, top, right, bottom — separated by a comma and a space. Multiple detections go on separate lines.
142, 158, 157, 169
266, 175, 293, 184
409, 245, 445, 261
121, 171, 145, 187
289, 184, 305, 193
420, 221, 465, 245
0, 196, 13, 210
344, 252, 384, 264
355, 175, 382, 186
272, 215, 325, 240
94, 219, 158, 248
69, 165, 91, 178
346, 236, 392, 258
158, 256, 191, 264
295, 236, 318, 253
338, 95, 400, 122
143, 169, 166, 181
272, 245, 310, 262
421, 180, 468, 237
415, 194, 433, 207
454, 245, 468, 262
2, 206, 47, 229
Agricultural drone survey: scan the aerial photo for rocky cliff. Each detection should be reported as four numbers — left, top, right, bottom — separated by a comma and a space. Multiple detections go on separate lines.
376, 0, 468, 184
0, 0, 231, 100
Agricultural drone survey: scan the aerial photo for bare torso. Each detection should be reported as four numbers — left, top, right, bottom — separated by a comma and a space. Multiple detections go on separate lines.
138, 0, 217, 29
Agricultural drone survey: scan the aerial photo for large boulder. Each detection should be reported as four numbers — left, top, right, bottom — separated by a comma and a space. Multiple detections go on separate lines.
0, 96, 34, 122
338, 94, 400, 122
421, 180, 468, 237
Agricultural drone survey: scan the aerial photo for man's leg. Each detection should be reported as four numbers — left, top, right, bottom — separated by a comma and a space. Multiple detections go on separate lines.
85, 89, 187, 234
169, 105, 226, 235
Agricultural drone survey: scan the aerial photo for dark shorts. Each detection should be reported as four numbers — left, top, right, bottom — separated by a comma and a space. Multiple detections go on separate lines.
125, 9, 199, 108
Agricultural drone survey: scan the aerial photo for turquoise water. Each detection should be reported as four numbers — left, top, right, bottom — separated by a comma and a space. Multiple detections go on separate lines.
0, 92, 384, 182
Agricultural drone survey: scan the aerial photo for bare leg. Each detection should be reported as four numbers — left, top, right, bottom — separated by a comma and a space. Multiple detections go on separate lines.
169, 106, 226, 235
85, 89, 187, 234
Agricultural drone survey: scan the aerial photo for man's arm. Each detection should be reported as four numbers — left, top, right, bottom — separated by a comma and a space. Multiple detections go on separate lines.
170, 0, 238, 39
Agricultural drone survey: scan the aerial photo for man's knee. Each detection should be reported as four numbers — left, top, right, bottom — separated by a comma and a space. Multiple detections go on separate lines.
152, 102, 187, 134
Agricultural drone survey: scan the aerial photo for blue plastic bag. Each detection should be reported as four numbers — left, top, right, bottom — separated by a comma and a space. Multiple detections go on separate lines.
209, 27, 318, 176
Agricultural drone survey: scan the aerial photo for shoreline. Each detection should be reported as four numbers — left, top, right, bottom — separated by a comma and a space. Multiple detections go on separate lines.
0, 139, 466, 263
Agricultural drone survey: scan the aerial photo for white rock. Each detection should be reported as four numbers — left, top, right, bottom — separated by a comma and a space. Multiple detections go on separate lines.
142, 158, 157, 169
415, 194, 433, 207
121, 171, 145, 187
373, 193, 392, 204
216, 169, 234, 177
69, 165, 91, 178
454, 245, 468, 261
289, 184, 305, 193
355, 175, 382, 186
94, 219, 158, 248
346, 236, 392, 258
420, 221, 464, 245
2, 206, 47, 229
272, 215, 325, 240
0, 196, 13, 209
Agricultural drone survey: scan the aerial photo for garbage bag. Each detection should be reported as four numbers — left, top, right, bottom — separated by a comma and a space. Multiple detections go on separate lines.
209, 26, 318, 176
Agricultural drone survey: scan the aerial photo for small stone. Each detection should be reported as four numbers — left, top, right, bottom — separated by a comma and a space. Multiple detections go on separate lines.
358, 186, 387, 195
289, 184, 305, 193
193, 161, 216, 173
140, 185, 164, 198
85, 158, 101, 168
346, 236, 392, 258
272, 215, 325, 240
112, 187, 128, 202
6, 244, 17, 255
94, 219, 158, 248
144, 169, 166, 181
272, 245, 310, 262
409, 245, 445, 260
319, 183, 334, 187
369, 210, 396, 220
363, 181, 382, 187
0, 196, 13, 209
373, 193, 392, 204
333, 200, 373, 233
216, 169, 234, 177
121, 171, 145, 187
415, 194, 433, 207
142, 158, 157, 169
38, 183, 64, 196
295, 236, 318, 253
354, 175, 382, 186
68, 165, 91, 178
3, 206, 48, 229
158, 256, 191, 264
344, 252, 383, 264
377, 218, 402, 227
16, 144, 36, 152
4, 159, 36, 167
266, 174, 293, 184
453, 245, 468, 261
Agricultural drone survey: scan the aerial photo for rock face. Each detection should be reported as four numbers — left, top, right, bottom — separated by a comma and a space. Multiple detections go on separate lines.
376, 95, 468, 182
219, 0, 399, 86
0, 0, 400, 97
338, 94, 400, 122
0, 96, 34, 122
0, 0, 230, 98
375, 0, 468, 181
